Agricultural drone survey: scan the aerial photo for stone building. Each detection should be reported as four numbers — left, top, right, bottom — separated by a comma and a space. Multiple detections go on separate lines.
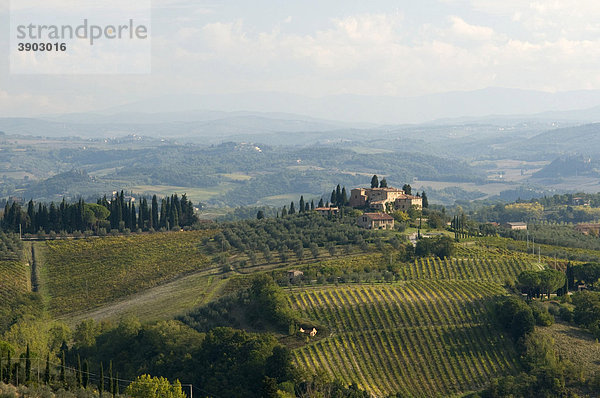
349, 187, 422, 212
357, 212, 395, 230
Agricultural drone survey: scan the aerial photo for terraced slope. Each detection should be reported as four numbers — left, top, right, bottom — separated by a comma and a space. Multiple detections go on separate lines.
43, 231, 214, 315
289, 253, 533, 397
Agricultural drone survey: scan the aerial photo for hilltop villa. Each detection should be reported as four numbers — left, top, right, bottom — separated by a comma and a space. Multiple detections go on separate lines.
349, 187, 422, 212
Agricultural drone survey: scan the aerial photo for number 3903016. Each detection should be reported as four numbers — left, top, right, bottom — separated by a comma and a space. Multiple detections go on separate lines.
18, 42, 67, 51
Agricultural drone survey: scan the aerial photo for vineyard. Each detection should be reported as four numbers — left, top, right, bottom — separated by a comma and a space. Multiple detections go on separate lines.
43, 231, 214, 315
290, 281, 518, 397
0, 232, 27, 305
398, 255, 536, 283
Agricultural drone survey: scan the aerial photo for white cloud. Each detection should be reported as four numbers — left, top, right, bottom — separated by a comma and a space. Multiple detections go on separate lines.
448, 16, 494, 40
6, 1, 600, 116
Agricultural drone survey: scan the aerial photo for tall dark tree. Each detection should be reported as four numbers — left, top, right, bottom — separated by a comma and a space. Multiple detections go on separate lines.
130, 202, 137, 230
318, 198, 324, 208
402, 184, 412, 195
335, 185, 342, 205
289, 202, 296, 215
109, 360, 114, 395
341, 187, 348, 206
379, 178, 388, 188
60, 351, 66, 383
83, 360, 89, 388
299, 196, 305, 213
310, 200, 315, 210
159, 199, 168, 229
99, 362, 104, 395
24, 344, 30, 382
6, 351, 11, 384
421, 191, 429, 208
44, 353, 50, 384
566, 262, 574, 292
26, 200, 35, 233
151, 195, 159, 230
371, 175, 379, 188
77, 354, 82, 387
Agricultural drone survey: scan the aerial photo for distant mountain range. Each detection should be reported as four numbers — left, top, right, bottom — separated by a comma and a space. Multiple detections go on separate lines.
80, 87, 600, 124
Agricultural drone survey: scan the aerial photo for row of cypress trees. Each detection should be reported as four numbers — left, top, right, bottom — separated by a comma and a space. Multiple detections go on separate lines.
1, 192, 197, 234
0, 344, 121, 396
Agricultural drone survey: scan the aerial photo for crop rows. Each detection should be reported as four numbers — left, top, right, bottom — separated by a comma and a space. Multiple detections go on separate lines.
0, 259, 28, 304
289, 282, 518, 397
44, 231, 213, 315
398, 255, 531, 283
0, 233, 27, 305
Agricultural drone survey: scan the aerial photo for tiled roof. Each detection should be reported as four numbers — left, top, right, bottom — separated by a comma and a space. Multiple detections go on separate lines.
363, 212, 394, 220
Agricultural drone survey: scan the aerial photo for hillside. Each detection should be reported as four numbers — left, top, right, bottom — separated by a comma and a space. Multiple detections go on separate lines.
286, 251, 533, 397
523, 123, 600, 154
41, 230, 214, 316
0, 233, 36, 330
290, 281, 517, 397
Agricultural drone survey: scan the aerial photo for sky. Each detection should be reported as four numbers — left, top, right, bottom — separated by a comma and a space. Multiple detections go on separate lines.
2, 0, 600, 118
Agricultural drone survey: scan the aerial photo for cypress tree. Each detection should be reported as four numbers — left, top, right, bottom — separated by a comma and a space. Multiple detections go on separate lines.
44, 353, 50, 384
151, 195, 159, 229
330, 190, 336, 205
25, 344, 30, 382
140, 197, 148, 230
82, 360, 89, 388
77, 354, 82, 387
174, 194, 182, 222
310, 200, 315, 210
99, 362, 104, 396
422, 191, 429, 208
341, 187, 348, 206
335, 185, 342, 205
371, 175, 379, 188
159, 199, 167, 229
27, 200, 35, 233
305, 203, 309, 212
281, 206, 287, 217
60, 351, 66, 383
130, 203, 137, 230
109, 360, 113, 395
299, 196, 305, 213
289, 202, 296, 215
318, 198, 324, 208
379, 178, 388, 188
6, 351, 11, 384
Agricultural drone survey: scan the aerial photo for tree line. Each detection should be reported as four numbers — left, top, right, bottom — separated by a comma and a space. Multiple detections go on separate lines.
1, 192, 198, 235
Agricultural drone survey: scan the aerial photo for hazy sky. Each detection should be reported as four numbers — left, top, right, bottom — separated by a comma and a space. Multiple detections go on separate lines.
2, 0, 600, 117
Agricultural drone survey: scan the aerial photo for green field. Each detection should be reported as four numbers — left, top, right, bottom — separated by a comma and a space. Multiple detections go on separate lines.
129, 184, 234, 203
42, 231, 214, 316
